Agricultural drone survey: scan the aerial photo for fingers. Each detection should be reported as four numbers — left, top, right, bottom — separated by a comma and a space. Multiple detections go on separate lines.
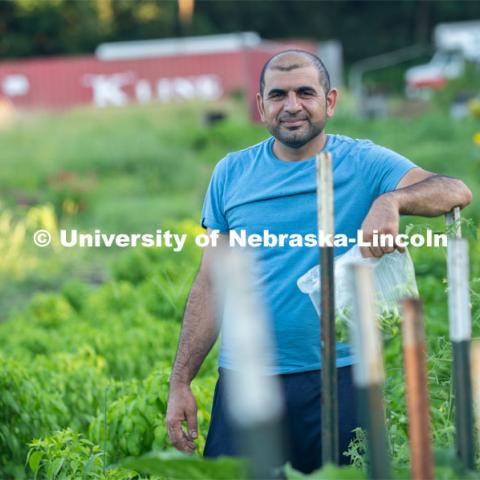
368, 245, 384, 258
360, 195, 400, 258
361, 227, 404, 258
360, 242, 402, 258
166, 416, 196, 453
166, 387, 199, 454
186, 408, 198, 441
360, 243, 388, 258
394, 238, 406, 253
360, 245, 380, 258
359, 246, 372, 258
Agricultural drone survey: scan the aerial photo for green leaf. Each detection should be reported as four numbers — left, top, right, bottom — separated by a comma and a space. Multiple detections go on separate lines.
28, 451, 43, 477
404, 223, 414, 236
52, 457, 65, 477
121, 450, 249, 479
83, 452, 104, 476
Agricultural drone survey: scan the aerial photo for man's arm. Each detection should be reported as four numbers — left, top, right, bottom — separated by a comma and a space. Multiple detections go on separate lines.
360, 168, 472, 257
393, 168, 472, 216
166, 229, 226, 453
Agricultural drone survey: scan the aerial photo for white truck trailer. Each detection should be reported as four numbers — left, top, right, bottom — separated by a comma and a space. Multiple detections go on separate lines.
405, 20, 480, 96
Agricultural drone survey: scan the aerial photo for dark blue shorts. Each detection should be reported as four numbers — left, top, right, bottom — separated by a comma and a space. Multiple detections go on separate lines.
203, 366, 359, 474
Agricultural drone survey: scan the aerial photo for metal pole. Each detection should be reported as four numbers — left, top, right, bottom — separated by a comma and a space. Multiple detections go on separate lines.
211, 246, 285, 479
445, 207, 462, 238
316, 152, 338, 465
471, 340, 480, 448
446, 235, 475, 470
349, 263, 391, 480
446, 207, 475, 470
401, 298, 434, 480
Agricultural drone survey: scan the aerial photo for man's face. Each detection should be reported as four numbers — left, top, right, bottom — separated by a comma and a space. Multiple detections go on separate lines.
256, 64, 337, 149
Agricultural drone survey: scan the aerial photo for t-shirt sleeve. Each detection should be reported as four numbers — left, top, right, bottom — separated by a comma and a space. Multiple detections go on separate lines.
361, 143, 417, 197
200, 158, 229, 232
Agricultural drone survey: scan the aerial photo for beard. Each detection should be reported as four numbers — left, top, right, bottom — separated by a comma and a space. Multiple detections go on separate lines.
266, 117, 326, 149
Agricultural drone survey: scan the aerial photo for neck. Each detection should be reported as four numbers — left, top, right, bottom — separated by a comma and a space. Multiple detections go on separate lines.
272, 131, 328, 162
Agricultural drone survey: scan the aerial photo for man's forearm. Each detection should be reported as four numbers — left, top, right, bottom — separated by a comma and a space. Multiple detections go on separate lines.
170, 271, 219, 387
386, 174, 472, 217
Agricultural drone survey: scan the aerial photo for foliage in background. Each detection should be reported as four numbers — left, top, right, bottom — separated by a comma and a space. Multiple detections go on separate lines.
1, 0, 480, 63
433, 62, 480, 111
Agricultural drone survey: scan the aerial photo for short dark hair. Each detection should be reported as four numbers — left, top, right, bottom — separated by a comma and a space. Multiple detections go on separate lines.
259, 49, 331, 97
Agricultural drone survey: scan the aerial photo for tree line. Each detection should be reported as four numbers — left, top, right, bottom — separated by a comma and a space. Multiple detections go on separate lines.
0, 0, 479, 63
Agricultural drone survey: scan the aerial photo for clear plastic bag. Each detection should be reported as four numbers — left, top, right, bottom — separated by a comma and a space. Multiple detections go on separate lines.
297, 245, 419, 321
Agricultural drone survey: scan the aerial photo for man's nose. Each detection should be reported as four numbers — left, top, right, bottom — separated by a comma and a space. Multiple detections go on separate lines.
284, 91, 301, 113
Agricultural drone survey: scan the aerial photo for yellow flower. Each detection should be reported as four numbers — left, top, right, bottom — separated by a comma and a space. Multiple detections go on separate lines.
178, 219, 204, 237
474, 132, 480, 145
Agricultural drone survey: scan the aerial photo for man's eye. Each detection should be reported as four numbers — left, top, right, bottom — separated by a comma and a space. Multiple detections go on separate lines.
299, 90, 314, 97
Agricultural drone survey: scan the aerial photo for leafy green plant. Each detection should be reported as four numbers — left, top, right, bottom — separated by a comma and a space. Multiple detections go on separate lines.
343, 427, 367, 471
0, 357, 67, 477
89, 367, 215, 463
27, 429, 136, 480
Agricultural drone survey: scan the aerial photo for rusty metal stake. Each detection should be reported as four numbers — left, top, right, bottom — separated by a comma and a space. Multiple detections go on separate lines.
401, 298, 434, 480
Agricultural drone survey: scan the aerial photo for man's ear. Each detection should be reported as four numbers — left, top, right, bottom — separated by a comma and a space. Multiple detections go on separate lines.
326, 88, 338, 118
256, 92, 266, 122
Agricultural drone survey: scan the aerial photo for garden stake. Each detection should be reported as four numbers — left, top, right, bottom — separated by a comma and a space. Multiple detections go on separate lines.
471, 340, 480, 447
316, 151, 338, 465
445, 206, 461, 238
211, 246, 285, 479
445, 208, 475, 470
401, 298, 434, 480
349, 263, 391, 480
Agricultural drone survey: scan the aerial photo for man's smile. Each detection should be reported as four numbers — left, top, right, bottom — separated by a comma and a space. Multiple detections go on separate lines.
281, 119, 307, 128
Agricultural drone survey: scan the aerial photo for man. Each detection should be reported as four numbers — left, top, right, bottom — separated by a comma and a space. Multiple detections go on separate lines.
166, 49, 472, 473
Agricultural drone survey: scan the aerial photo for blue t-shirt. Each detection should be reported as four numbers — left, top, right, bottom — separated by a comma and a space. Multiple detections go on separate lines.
201, 134, 416, 374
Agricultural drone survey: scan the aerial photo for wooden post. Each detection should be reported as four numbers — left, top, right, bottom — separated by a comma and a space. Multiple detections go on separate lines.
446, 220, 475, 470
401, 298, 434, 480
316, 151, 338, 465
349, 263, 391, 479
211, 246, 285, 479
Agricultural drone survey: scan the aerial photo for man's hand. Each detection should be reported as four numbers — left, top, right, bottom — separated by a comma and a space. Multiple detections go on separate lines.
360, 193, 403, 258
166, 383, 198, 453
